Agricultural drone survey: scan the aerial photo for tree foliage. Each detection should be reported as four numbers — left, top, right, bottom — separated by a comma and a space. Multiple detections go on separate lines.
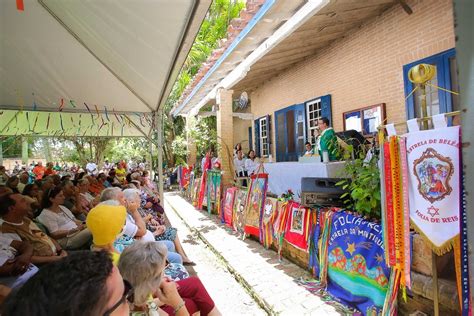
163, 0, 245, 166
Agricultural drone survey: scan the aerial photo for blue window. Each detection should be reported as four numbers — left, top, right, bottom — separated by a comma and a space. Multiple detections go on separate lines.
275, 95, 332, 162
403, 48, 459, 123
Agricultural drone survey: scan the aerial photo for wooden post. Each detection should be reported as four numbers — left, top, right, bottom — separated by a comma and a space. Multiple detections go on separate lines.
432, 252, 440, 316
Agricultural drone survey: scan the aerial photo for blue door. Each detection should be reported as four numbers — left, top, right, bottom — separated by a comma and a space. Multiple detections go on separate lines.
275, 103, 306, 162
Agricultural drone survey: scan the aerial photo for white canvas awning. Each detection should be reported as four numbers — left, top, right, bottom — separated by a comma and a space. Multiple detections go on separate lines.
0, 0, 211, 137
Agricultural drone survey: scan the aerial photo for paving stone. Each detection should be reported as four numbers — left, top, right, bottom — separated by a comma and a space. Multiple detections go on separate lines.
165, 193, 343, 316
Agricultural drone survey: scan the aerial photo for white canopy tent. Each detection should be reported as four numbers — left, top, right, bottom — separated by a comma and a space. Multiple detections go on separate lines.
1, 0, 211, 201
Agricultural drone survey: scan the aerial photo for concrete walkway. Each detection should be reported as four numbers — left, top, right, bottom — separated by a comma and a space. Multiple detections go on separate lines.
165, 192, 342, 316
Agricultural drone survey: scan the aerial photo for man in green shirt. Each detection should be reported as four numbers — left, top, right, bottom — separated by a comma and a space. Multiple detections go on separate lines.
317, 117, 340, 161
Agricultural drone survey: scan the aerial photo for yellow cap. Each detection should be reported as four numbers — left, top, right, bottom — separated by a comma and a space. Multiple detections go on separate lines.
86, 204, 126, 246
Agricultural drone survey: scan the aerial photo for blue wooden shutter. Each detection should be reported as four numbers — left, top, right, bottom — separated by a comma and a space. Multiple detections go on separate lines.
320, 94, 332, 126
266, 114, 271, 156
254, 119, 260, 157
248, 126, 253, 151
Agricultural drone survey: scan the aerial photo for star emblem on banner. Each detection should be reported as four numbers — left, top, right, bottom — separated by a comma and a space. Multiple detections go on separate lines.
375, 253, 384, 263
427, 205, 440, 218
346, 243, 356, 256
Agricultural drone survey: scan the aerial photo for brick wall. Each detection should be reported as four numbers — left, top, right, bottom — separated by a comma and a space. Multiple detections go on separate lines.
233, 117, 252, 155
245, 0, 455, 156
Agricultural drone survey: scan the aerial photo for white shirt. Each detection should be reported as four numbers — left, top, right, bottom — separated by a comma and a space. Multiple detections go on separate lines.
86, 162, 97, 174
123, 214, 154, 242
233, 157, 246, 173
0, 233, 21, 266
37, 206, 78, 233
245, 158, 260, 175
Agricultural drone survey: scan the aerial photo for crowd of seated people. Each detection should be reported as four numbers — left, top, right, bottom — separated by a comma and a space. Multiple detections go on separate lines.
0, 161, 217, 315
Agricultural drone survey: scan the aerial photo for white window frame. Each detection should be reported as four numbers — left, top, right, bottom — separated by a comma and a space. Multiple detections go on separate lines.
259, 117, 269, 157
306, 98, 322, 146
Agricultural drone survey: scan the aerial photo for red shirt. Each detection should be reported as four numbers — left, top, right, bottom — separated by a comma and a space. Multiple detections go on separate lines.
33, 165, 46, 180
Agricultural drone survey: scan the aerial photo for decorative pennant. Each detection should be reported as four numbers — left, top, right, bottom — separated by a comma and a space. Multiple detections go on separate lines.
46, 113, 51, 129
84, 102, 94, 121
59, 113, 64, 131
16, 0, 24, 11
406, 126, 461, 254
59, 98, 65, 111
94, 104, 100, 117
104, 106, 110, 121
113, 108, 122, 124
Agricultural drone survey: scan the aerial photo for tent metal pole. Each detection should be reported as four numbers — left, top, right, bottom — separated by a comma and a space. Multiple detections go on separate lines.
155, 109, 165, 206
21, 137, 28, 166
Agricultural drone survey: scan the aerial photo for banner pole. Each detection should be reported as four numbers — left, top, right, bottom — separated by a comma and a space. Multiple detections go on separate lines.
432, 252, 440, 316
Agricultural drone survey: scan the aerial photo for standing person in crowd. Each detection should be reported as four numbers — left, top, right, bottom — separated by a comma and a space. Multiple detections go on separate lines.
5, 176, 20, 194
53, 162, 61, 172
17, 172, 29, 194
244, 150, 260, 176
2, 251, 131, 316
0, 193, 68, 265
13, 161, 20, 174
37, 187, 92, 250
86, 160, 98, 176
119, 241, 220, 316
32, 161, 45, 180
103, 159, 113, 174
116, 162, 127, 183
43, 162, 56, 177
0, 232, 38, 289
0, 166, 10, 185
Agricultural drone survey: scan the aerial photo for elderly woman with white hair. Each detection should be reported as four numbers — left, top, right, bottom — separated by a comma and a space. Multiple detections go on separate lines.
122, 189, 195, 266
119, 241, 220, 316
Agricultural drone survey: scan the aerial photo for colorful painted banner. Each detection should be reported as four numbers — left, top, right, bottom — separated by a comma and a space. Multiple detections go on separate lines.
325, 212, 390, 315
284, 202, 311, 251
260, 197, 278, 248
233, 189, 247, 235
406, 126, 460, 254
206, 170, 222, 214
197, 155, 212, 210
244, 173, 268, 238
222, 187, 238, 227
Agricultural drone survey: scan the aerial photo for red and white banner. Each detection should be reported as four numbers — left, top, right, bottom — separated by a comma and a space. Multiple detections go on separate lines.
406, 126, 460, 253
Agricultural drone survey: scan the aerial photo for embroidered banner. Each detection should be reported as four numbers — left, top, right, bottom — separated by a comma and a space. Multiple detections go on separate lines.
260, 197, 278, 248
244, 173, 268, 238
284, 202, 311, 251
233, 189, 247, 235
206, 170, 222, 214
326, 212, 390, 315
222, 187, 237, 227
406, 126, 460, 254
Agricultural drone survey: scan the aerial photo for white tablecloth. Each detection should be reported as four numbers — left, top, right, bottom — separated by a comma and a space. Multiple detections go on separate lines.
263, 161, 346, 196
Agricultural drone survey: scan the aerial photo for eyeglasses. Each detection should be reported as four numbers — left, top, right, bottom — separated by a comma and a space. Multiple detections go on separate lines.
103, 279, 134, 316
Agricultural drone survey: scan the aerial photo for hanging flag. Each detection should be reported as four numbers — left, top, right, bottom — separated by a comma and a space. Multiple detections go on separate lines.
406, 126, 461, 254
94, 104, 100, 117
59, 98, 65, 111
104, 106, 110, 121
84, 102, 94, 121
46, 113, 51, 129
59, 113, 64, 131
16, 0, 24, 11
32, 113, 39, 131
113, 108, 122, 124
26, 112, 30, 131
